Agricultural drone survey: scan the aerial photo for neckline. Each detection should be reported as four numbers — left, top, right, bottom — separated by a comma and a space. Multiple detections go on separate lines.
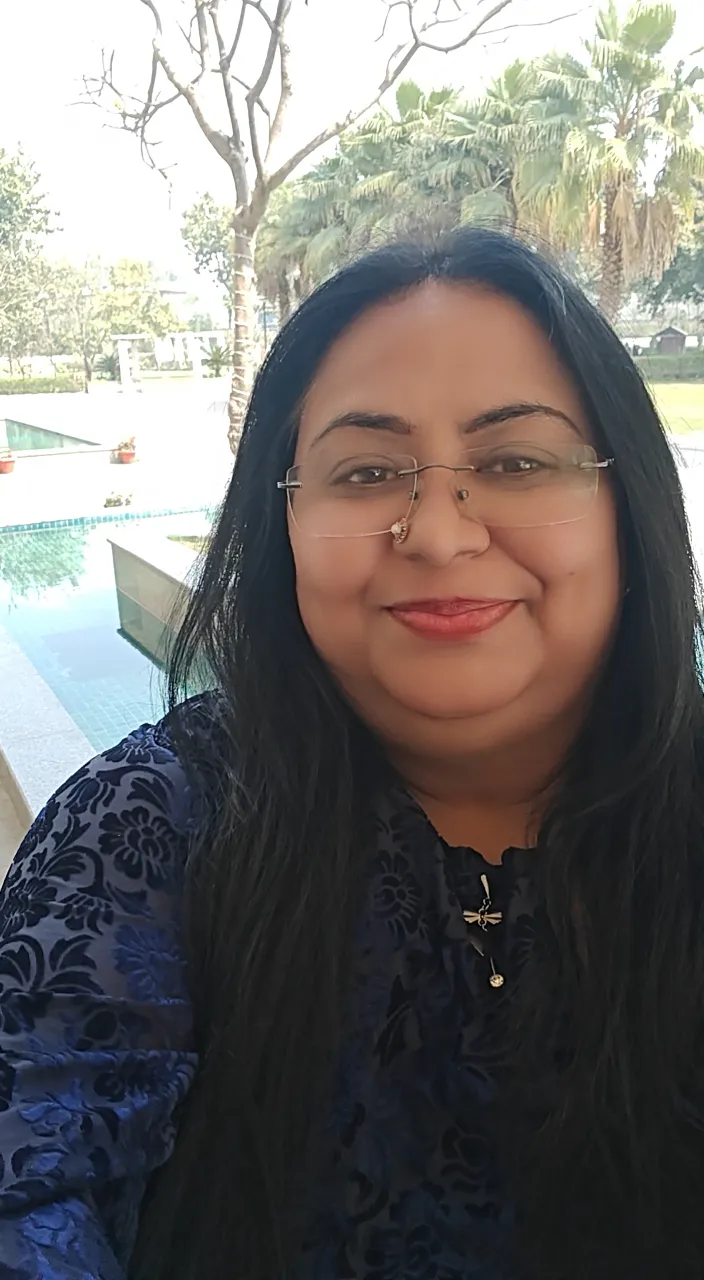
396, 783, 534, 871
441, 838, 529, 869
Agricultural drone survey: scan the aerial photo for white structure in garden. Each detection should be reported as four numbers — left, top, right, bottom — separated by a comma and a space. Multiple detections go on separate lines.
112, 331, 230, 389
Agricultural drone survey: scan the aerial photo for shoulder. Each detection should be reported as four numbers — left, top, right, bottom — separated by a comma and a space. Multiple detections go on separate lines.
47, 691, 218, 831
4, 692, 222, 913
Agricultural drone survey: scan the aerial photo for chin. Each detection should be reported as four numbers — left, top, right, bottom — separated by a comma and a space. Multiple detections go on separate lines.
373, 665, 535, 722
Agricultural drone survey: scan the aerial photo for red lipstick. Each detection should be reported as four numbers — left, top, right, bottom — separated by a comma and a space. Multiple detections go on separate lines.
388, 597, 516, 640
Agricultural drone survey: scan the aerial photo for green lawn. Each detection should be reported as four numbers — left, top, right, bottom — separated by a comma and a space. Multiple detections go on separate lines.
650, 383, 704, 435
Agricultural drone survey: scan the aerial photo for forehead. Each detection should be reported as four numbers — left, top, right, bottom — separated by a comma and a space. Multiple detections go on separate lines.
297, 281, 588, 450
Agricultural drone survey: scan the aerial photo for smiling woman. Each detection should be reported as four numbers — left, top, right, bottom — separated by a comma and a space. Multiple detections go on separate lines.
2, 229, 704, 1280
288, 284, 622, 773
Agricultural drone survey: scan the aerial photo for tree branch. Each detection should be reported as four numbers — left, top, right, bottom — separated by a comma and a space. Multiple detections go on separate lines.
140, 0, 163, 35
246, 0, 291, 184
208, 0, 247, 169
225, 1, 249, 66
80, 47, 182, 184
268, 18, 292, 159
195, 0, 211, 68
481, 6, 586, 38
142, 0, 248, 193
414, 0, 514, 54
177, 15, 203, 62
269, 0, 520, 189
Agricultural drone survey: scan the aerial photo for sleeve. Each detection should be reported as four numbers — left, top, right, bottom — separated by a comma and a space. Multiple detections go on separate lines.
0, 719, 200, 1279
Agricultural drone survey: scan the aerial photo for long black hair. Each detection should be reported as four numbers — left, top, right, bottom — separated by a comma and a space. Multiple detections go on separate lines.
132, 228, 704, 1280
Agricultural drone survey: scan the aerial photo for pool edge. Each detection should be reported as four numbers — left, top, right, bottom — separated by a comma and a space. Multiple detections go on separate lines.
0, 501, 214, 534
0, 625, 95, 818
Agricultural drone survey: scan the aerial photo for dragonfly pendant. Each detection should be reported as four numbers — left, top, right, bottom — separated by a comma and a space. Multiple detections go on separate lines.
462, 874, 503, 930
462, 874, 505, 989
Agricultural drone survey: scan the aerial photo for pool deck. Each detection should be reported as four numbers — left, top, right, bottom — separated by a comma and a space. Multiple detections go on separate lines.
1, 383, 234, 528
0, 625, 94, 822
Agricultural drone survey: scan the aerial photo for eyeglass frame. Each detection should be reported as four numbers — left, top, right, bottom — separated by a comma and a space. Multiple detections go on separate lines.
277, 447, 615, 538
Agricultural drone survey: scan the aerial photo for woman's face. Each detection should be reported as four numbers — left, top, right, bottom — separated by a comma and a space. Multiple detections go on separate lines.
289, 283, 621, 759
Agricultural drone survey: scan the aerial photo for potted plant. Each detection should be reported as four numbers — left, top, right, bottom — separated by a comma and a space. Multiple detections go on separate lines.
116, 436, 137, 464
0, 449, 16, 475
104, 492, 133, 508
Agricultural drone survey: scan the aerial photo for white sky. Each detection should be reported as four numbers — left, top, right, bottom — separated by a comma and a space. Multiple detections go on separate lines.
0, 0, 701, 291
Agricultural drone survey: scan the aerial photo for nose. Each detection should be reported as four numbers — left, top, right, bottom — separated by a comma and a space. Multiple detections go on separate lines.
396, 466, 491, 564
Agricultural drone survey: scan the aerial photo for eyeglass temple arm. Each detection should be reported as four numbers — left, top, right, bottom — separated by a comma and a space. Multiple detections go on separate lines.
397, 458, 616, 478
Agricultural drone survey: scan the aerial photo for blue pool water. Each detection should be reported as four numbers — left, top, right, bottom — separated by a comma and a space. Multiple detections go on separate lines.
0, 516, 195, 752
5, 418, 98, 451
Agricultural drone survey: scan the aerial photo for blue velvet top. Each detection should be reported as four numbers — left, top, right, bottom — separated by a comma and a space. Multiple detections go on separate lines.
0, 698, 538, 1279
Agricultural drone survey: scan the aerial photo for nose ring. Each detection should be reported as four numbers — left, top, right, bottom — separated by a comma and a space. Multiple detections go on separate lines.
457, 488, 469, 501
391, 519, 409, 545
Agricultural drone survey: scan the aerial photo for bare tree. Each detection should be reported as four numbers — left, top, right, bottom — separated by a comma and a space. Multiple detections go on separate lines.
85, 0, 558, 451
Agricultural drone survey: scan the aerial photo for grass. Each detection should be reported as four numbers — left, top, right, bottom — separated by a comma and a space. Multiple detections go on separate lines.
650, 383, 704, 435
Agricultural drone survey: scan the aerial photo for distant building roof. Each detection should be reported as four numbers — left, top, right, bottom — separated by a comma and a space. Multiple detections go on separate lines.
653, 325, 687, 338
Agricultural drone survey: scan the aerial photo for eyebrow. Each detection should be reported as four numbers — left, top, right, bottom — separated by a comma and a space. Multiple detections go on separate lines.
310, 401, 582, 446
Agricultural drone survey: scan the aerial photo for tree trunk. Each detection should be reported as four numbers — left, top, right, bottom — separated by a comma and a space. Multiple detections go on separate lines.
506, 173, 519, 233
227, 223, 257, 455
83, 352, 93, 393
599, 183, 624, 323
277, 269, 292, 324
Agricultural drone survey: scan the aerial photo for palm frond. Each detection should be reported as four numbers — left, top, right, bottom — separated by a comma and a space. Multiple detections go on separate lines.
350, 171, 401, 200
459, 186, 513, 226
621, 4, 676, 56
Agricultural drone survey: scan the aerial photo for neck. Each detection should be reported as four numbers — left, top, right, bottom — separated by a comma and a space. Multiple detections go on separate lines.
390, 718, 577, 861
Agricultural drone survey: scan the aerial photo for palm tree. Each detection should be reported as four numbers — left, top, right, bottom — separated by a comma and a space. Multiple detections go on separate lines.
535, 1, 704, 319
258, 10, 704, 324
438, 61, 567, 236
256, 83, 474, 299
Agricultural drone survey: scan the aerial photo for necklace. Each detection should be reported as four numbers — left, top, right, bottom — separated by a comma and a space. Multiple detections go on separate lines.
462, 872, 505, 989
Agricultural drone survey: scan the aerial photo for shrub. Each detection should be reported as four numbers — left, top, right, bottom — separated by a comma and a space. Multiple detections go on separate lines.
203, 342, 232, 377
0, 375, 83, 395
634, 351, 704, 382
94, 353, 119, 381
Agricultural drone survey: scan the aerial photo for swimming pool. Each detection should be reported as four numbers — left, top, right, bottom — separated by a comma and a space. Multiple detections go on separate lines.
4, 418, 98, 451
0, 515, 201, 751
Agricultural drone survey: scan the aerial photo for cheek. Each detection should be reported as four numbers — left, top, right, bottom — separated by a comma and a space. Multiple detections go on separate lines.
499, 498, 621, 639
290, 526, 379, 647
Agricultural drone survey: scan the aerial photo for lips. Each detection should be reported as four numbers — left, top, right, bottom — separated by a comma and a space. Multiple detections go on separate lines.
387, 597, 517, 640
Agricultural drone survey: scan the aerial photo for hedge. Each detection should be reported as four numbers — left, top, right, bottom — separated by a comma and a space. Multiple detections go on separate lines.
633, 351, 704, 382
0, 375, 83, 395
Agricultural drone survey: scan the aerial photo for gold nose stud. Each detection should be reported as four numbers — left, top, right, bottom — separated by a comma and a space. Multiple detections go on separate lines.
391, 519, 409, 544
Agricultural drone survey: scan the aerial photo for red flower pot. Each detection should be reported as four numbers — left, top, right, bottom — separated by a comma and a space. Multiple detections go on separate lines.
0, 457, 15, 474
117, 449, 136, 464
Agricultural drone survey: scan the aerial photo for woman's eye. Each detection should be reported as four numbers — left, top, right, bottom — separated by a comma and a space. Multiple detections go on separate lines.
345, 466, 394, 485
483, 455, 543, 474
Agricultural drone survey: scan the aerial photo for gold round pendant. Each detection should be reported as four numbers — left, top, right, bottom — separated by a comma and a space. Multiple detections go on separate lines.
489, 973, 505, 989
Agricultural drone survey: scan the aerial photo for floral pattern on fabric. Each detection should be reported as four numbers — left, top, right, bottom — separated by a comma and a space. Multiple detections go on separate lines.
0, 716, 198, 1279
306, 791, 536, 1280
0, 696, 538, 1279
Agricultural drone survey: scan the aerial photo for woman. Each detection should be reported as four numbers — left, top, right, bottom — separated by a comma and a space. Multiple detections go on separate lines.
1, 228, 703, 1280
